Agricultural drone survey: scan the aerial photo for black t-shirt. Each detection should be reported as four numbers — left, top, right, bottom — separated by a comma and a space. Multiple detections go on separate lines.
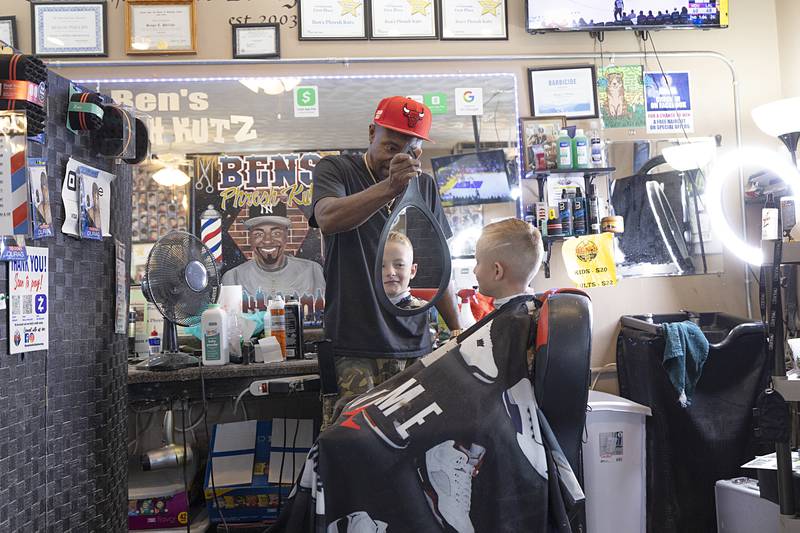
309, 154, 452, 359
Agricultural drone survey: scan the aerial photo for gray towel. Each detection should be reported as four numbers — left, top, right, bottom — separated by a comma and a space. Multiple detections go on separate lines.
662, 321, 710, 406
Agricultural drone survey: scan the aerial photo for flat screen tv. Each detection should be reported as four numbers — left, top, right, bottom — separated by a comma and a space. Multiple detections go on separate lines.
431, 150, 513, 207
526, 0, 728, 33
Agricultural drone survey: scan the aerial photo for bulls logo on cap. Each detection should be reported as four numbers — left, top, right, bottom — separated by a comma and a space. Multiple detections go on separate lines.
373, 96, 433, 142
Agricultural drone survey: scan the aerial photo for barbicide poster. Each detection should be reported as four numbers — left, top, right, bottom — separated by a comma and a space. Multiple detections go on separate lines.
644, 71, 694, 134
9, 246, 48, 354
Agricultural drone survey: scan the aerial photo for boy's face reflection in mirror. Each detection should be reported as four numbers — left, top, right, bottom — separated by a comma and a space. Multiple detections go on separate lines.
382, 232, 417, 299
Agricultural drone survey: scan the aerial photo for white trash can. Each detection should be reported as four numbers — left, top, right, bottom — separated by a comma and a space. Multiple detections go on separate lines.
583, 390, 652, 533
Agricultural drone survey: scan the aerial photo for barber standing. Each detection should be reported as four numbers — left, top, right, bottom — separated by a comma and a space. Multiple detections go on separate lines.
310, 96, 461, 426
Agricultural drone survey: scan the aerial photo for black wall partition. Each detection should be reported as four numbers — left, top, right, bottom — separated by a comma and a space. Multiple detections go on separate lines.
0, 71, 130, 532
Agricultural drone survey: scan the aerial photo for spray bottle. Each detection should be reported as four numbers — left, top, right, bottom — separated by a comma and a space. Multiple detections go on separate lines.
457, 288, 477, 329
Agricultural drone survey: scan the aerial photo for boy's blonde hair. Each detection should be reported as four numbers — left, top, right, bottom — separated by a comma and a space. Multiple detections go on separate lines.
387, 231, 414, 257
479, 218, 543, 284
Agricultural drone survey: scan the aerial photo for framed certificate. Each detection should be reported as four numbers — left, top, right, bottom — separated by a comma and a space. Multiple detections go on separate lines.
440, 0, 507, 40
30, 2, 107, 57
0, 16, 17, 49
233, 23, 280, 59
298, 0, 368, 41
125, 0, 197, 55
528, 65, 599, 120
370, 0, 437, 40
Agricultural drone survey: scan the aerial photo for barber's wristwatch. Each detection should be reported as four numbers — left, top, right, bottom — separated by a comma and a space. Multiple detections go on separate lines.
449, 329, 463, 338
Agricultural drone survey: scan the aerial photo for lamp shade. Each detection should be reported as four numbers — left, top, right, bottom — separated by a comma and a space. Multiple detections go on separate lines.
662, 139, 716, 171
153, 166, 190, 187
707, 146, 800, 266
752, 97, 800, 137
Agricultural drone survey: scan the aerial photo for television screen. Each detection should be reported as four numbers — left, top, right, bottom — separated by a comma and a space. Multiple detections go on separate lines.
431, 150, 513, 207
527, 1, 728, 32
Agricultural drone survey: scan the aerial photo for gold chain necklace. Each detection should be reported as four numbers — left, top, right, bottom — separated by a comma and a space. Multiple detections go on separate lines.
363, 153, 396, 214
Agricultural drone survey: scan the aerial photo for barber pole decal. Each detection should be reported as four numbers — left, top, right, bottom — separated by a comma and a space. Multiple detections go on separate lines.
10, 150, 28, 235
201, 205, 222, 262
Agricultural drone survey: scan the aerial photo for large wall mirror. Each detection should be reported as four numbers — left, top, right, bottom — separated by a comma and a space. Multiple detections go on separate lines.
605, 137, 723, 278
86, 73, 520, 351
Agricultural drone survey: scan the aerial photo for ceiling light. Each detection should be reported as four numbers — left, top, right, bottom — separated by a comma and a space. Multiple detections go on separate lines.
153, 166, 190, 187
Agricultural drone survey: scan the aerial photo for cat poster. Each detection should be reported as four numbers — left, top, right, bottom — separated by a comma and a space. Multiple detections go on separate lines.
597, 65, 646, 129
644, 71, 694, 134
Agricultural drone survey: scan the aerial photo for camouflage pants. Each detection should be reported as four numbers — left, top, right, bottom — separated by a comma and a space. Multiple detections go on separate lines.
321, 357, 412, 430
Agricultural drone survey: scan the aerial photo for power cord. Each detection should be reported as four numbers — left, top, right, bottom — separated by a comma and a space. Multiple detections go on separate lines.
261, 395, 301, 533
233, 386, 250, 420
174, 403, 204, 432
199, 362, 229, 532
180, 399, 191, 533
276, 407, 288, 516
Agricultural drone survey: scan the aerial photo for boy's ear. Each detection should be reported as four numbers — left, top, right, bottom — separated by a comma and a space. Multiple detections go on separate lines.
494, 261, 504, 281
410, 263, 418, 279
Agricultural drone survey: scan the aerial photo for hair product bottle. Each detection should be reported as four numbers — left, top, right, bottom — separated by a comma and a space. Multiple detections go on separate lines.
557, 129, 573, 169
587, 184, 601, 234
202, 304, 229, 366
558, 189, 574, 236
269, 295, 287, 359
573, 129, 590, 169
573, 187, 588, 236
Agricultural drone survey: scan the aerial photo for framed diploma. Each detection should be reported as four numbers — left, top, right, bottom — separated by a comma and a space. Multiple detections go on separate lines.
30, 2, 107, 57
370, 0, 437, 40
232, 23, 280, 59
440, 0, 507, 40
528, 65, 599, 120
0, 16, 17, 49
298, 0, 368, 41
125, 0, 197, 55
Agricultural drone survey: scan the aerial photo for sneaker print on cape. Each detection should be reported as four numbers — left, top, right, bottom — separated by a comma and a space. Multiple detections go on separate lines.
418, 440, 486, 533
327, 511, 388, 533
457, 320, 497, 383
502, 378, 547, 479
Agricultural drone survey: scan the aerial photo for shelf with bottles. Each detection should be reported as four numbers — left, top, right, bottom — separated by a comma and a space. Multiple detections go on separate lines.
526, 166, 616, 178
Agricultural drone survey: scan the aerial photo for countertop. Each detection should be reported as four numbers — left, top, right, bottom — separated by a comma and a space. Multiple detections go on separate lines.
127, 357, 320, 402
128, 357, 319, 384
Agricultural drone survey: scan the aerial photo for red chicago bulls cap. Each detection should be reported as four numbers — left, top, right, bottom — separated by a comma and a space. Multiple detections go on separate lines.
373, 96, 433, 142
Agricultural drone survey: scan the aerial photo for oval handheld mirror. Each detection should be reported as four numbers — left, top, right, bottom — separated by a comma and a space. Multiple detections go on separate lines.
373, 149, 452, 317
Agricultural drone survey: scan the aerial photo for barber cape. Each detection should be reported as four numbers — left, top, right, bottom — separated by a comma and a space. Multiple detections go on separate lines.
270, 297, 584, 533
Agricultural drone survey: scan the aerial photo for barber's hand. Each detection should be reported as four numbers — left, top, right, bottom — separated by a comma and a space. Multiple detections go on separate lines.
387, 153, 422, 196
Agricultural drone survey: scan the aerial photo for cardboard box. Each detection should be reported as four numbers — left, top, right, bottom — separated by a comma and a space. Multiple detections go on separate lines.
204, 419, 314, 524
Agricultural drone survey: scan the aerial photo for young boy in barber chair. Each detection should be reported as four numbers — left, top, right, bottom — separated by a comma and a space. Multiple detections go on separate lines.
473, 218, 544, 311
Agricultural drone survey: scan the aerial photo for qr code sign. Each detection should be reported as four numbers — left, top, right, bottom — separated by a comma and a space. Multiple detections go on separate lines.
23, 295, 33, 315
11, 295, 20, 315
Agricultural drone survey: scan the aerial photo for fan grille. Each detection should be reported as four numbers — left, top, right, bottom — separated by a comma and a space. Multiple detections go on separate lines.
145, 231, 220, 326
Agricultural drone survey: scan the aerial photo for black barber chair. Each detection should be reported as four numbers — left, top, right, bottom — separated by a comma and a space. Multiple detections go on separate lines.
534, 289, 593, 531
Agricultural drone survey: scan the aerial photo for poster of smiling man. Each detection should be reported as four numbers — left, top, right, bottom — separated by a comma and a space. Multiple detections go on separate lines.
191, 152, 329, 313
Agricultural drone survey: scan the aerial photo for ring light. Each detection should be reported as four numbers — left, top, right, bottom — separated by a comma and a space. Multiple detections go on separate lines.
707, 146, 800, 266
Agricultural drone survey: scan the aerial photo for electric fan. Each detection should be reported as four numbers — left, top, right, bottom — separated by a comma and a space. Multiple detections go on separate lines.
138, 230, 220, 371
